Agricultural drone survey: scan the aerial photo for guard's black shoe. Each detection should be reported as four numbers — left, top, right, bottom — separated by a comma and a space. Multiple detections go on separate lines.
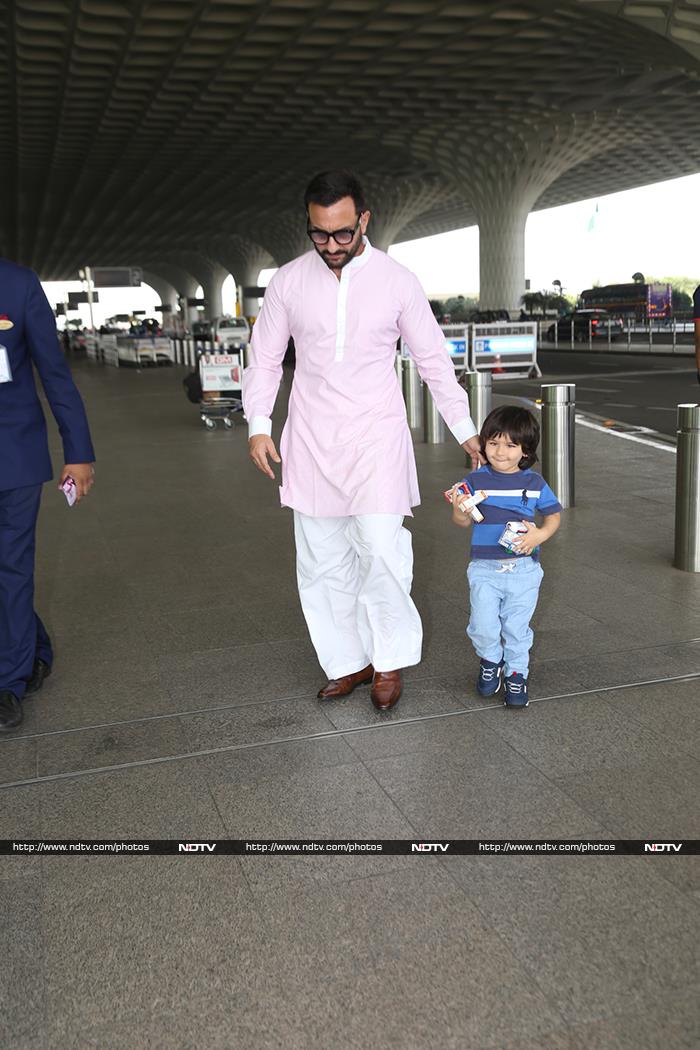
25, 658, 51, 697
0, 691, 23, 732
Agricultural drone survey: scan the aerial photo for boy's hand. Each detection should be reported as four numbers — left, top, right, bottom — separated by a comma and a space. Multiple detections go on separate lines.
512, 521, 543, 555
451, 488, 472, 528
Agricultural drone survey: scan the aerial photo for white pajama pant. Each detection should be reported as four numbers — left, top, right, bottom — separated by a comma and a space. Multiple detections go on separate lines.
293, 512, 423, 680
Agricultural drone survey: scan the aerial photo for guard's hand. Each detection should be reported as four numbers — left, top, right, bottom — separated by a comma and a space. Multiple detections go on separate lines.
462, 436, 486, 470
60, 463, 95, 503
249, 435, 281, 479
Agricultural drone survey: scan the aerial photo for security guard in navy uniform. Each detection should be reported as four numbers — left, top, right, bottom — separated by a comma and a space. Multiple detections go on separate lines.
0, 258, 95, 731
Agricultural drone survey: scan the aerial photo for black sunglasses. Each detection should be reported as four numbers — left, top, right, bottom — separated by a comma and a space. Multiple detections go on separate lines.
307, 214, 363, 246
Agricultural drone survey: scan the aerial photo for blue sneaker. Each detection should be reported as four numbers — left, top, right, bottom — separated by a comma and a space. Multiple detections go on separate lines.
504, 672, 529, 708
477, 658, 504, 697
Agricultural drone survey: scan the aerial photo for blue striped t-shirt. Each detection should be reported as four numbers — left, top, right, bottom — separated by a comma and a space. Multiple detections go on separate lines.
463, 465, 562, 560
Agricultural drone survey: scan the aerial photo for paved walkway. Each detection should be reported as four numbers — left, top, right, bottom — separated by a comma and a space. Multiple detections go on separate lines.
2, 359, 699, 1049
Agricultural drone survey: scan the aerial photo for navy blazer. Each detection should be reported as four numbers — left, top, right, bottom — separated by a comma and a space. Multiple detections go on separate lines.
0, 258, 95, 492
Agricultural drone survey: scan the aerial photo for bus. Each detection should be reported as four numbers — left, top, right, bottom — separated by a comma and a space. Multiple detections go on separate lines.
578, 282, 672, 321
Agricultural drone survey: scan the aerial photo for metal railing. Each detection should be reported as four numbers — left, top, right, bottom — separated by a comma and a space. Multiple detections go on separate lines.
537, 318, 695, 355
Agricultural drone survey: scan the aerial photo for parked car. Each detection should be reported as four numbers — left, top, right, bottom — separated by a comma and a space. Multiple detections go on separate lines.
191, 315, 250, 349
547, 309, 623, 342
215, 315, 250, 349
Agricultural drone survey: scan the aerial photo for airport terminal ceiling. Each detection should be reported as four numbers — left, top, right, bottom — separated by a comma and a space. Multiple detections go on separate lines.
2, 0, 700, 283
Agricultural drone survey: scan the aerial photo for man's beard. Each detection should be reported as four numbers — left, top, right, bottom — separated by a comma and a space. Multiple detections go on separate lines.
317, 233, 363, 271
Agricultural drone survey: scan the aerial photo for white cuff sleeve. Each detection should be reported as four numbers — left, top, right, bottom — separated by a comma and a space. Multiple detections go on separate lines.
449, 417, 478, 444
248, 415, 272, 439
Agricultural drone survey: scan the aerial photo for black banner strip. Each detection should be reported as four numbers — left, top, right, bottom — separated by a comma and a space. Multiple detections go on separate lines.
2, 840, 698, 856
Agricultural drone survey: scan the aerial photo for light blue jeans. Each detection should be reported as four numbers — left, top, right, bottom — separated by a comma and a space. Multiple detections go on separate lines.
466, 558, 544, 677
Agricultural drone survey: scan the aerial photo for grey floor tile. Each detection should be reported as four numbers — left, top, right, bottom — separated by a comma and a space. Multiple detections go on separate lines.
41, 861, 267, 1043
211, 758, 417, 889
550, 755, 700, 838
242, 595, 310, 642
157, 640, 320, 708
11, 662, 179, 736
566, 984, 700, 1050
250, 868, 566, 1048
198, 734, 358, 788
442, 857, 700, 1024
365, 740, 605, 838
472, 687, 697, 779
0, 736, 38, 785
176, 695, 336, 753
136, 603, 266, 654
0, 878, 47, 1049
602, 677, 700, 761
341, 705, 503, 763
210, 758, 414, 839
35, 716, 189, 778
33, 762, 226, 839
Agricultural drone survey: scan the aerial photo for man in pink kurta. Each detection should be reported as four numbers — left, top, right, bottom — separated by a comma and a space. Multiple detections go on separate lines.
244, 171, 481, 709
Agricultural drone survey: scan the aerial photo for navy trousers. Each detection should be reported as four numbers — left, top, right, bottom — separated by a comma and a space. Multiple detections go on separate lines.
0, 485, 53, 699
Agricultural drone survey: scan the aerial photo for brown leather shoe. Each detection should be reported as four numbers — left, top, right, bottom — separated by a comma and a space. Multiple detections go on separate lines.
370, 670, 402, 710
317, 664, 374, 699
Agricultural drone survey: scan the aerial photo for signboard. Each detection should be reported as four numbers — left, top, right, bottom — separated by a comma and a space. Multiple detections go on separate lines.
473, 334, 537, 356
242, 286, 266, 297
55, 303, 65, 316
155, 303, 173, 313
68, 291, 99, 306
92, 267, 142, 288
199, 353, 242, 392
471, 323, 541, 379
187, 297, 207, 307
444, 337, 466, 356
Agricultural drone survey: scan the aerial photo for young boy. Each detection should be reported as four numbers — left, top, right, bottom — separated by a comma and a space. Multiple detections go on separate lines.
450, 405, 561, 707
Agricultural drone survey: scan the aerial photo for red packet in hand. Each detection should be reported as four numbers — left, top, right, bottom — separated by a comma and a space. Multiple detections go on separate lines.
60, 476, 77, 507
443, 483, 487, 522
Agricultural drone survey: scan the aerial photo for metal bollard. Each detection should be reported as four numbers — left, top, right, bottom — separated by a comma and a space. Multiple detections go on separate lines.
674, 404, 700, 572
403, 356, 423, 429
395, 352, 403, 383
423, 384, 445, 443
462, 370, 492, 432
540, 384, 575, 508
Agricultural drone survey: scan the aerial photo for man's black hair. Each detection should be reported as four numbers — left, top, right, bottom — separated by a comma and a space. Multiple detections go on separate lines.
479, 405, 540, 469
304, 171, 366, 213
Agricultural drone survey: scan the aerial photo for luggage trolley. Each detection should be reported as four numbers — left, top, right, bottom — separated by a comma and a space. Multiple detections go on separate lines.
197, 350, 244, 429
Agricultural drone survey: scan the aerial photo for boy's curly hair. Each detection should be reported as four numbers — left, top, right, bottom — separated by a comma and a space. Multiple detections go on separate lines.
479, 405, 539, 470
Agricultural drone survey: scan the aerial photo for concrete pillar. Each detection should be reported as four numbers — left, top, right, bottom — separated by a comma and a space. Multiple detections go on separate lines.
251, 210, 310, 267
472, 193, 532, 312
141, 270, 179, 328
143, 262, 199, 330
411, 113, 614, 313
167, 254, 228, 320
364, 175, 457, 253
209, 235, 275, 319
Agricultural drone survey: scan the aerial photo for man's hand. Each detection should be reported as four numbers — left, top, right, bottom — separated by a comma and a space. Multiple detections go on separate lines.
249, 435, 281, 479
462, 436, 485, 470
60, 463, 94, 503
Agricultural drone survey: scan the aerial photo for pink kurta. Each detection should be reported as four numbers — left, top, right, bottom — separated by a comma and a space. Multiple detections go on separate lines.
242, 241, 476, 517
